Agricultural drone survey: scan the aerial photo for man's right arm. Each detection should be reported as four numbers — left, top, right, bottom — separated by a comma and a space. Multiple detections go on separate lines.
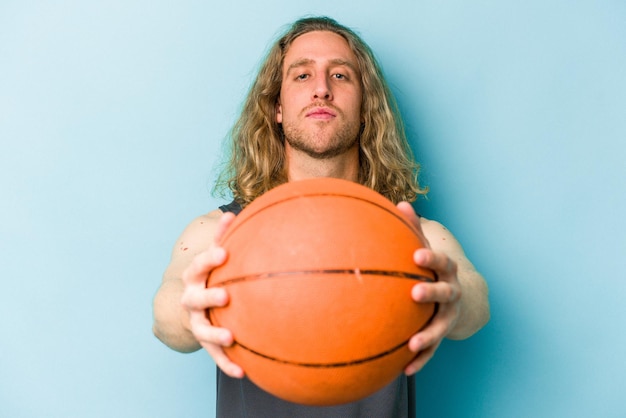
152, 210, 246, 378
153, 276, 200, 352
152, 210, 223, 353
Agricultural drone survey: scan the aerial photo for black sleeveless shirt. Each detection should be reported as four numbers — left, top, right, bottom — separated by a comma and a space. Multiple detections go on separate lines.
216, 201, 416, 418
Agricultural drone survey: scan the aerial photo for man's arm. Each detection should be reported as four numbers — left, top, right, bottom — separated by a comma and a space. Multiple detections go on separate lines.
396, 202, 490, 375
152, 209, 245, 377
419, 217, 490, 339
152, 211, 221, 352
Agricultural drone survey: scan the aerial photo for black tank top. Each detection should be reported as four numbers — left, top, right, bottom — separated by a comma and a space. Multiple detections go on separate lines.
216, 201, 416, 418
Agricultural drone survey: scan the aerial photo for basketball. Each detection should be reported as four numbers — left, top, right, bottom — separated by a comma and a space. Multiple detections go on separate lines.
207, 177, 436, 406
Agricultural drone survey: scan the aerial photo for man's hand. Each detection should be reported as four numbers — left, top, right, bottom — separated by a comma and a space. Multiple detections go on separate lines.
397, 202, 463, 376
180, 212, 245, 378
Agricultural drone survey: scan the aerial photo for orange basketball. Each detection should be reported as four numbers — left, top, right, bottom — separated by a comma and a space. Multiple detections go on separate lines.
207, 177, 436, 406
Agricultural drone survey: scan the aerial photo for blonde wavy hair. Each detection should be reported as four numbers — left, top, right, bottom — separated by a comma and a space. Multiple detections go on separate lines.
215, 16, 427, 206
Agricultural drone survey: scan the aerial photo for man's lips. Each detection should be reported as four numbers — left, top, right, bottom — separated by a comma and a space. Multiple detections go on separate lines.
305, 107, 337, 119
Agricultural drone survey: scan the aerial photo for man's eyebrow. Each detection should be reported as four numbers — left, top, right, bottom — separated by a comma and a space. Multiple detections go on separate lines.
286, 58, 359, 74
329, 58, 358, 73
286, 58, 315, 73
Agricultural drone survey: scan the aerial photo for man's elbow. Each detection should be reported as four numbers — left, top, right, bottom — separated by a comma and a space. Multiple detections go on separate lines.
153, 321, 201, 354
448, 280, 490, 340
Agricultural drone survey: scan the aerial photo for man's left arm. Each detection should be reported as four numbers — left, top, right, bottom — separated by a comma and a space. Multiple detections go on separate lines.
396, 202, 490, 375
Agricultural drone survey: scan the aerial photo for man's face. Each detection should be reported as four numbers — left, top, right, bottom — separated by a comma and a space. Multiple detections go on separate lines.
277, 30, 363, 160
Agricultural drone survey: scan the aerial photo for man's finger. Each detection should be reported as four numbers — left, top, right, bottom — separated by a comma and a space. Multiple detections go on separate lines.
203, 343, 245, 378
214, 212, 236, 244
182, 287, 229, 310
182, 247, 228, 285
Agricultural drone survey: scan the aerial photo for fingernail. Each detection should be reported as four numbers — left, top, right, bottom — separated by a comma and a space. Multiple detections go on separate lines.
412, 284, 425, 301
213, 247, 227, 263
232, 365, 244, 378
219, 331, 232, 345
412, 334, 425, 352
212, 291, 228, 307
413, 250, 427, 264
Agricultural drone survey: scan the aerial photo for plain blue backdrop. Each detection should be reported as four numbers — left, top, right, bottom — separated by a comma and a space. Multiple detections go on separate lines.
1, 1, 625, 417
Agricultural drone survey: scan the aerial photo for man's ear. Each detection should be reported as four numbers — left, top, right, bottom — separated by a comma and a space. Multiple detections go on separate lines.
275, 98, 282, 123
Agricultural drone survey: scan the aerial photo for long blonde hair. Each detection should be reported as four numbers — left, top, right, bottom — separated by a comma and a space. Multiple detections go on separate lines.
215, 16, 427, 205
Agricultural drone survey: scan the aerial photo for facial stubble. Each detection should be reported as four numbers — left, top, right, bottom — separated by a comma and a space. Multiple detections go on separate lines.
281, 116, 361, 160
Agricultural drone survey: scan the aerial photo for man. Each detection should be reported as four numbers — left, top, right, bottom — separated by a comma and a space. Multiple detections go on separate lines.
153, 16, 489, 417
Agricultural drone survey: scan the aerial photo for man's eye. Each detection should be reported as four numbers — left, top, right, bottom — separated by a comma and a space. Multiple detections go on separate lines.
296, 74, 309, 80
333, 73, 347, 80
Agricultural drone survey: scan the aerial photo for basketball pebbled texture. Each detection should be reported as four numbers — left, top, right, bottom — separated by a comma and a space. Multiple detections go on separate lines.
207, 177, 436, 406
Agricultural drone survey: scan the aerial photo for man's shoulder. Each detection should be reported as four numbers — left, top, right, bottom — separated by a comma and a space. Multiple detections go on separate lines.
178, 210, 223, 242
188, 209, 222, 226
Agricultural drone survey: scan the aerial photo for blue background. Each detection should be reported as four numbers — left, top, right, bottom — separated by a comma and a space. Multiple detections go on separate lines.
1, 1, 625, 417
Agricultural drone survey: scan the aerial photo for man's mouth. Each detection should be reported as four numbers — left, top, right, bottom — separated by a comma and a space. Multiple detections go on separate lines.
305, 107, 337, 120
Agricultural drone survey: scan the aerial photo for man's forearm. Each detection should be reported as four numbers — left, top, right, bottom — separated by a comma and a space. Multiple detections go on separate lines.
447, 270, 490, 340
153, 279, 202, 353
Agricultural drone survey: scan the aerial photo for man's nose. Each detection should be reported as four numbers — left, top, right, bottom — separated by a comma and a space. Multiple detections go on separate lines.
312, 77, 333, 101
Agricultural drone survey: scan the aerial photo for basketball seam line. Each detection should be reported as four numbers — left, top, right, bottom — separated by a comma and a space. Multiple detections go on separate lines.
230, 303, 438, 368
234, 336, 410, 368
211, 302, 439, 368
222, 193, 421, 242
212, 269, 436, 287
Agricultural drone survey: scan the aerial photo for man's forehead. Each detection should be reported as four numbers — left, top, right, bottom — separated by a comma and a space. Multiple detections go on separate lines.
282, 31, 359, 72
